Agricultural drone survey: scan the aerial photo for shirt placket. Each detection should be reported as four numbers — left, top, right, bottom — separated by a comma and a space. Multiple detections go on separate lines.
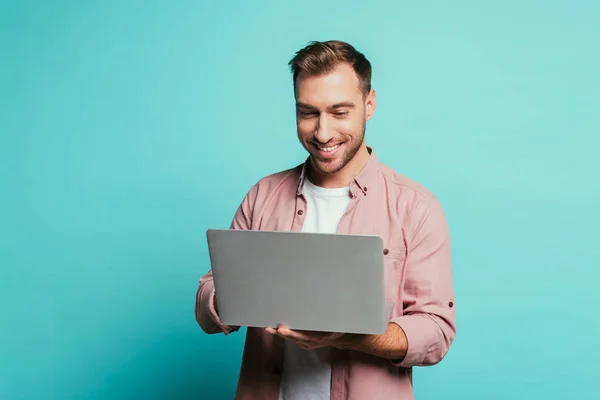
336, 180, 367, 234
291, 194, 307, 232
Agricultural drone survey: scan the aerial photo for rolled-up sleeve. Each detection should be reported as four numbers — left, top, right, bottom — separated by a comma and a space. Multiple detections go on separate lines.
390, 196, 456, 367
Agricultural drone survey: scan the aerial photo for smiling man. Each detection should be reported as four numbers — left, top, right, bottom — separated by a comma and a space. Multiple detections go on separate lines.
195, 40, 456, 400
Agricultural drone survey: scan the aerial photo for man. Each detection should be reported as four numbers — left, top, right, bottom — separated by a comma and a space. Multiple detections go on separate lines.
195, 40, 456, 400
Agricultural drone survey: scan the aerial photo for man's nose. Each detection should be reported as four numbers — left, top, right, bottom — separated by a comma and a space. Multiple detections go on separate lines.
314, 114, 333, 143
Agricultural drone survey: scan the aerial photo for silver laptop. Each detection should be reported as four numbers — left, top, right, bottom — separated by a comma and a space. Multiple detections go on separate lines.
206, 229, 391, 335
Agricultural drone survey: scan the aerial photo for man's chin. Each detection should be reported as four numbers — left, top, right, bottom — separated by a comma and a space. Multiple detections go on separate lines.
311, 157, 344, 175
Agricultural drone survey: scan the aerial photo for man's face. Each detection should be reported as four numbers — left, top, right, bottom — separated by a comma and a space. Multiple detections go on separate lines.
294, 63, 375, 177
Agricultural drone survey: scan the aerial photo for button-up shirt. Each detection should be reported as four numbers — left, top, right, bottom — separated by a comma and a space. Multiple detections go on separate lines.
195, 148, 456, 400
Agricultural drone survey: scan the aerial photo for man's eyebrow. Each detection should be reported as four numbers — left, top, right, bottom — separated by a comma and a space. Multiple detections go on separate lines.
295, 102, 356, 109
329, 102, 355, 109
295, 102, 316, 109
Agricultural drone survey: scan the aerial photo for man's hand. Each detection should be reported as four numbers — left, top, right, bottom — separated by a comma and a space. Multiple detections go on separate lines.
267, 323, 409, 362
265, 325, 347, 350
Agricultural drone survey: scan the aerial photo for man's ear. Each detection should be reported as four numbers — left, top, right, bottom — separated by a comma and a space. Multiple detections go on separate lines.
366, 89, 376, 121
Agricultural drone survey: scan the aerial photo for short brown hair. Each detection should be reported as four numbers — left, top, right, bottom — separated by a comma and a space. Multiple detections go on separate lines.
288, 40, 372, 96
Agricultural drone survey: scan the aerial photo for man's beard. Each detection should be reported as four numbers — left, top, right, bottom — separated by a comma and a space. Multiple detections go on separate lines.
310, 124, 366, 175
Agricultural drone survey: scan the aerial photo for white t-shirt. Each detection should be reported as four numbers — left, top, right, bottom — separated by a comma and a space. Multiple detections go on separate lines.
279, 178, 352, 400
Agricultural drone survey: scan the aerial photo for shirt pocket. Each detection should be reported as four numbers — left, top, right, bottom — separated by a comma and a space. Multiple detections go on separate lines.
383, 246, 407, 317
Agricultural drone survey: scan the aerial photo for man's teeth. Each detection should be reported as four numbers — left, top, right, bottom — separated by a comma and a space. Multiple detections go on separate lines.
318, 144, 340, 152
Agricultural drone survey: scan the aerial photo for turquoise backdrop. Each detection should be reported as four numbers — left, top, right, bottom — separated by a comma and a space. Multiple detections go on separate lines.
2, 1, 599, 399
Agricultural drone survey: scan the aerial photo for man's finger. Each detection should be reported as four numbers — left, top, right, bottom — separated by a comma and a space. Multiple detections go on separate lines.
265, 325, 305, 342
277, 327, 307, 341
279, 328, 322, 345
286, 329, 341, 342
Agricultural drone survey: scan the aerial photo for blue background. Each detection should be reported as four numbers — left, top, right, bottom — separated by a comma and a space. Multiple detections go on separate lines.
2, 1, 599, 399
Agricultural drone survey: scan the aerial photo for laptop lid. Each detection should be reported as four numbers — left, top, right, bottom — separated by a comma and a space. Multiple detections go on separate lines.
206, 229, 388, 334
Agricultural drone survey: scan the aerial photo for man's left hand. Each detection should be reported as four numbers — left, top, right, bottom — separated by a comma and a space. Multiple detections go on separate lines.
265, 325, 349, 350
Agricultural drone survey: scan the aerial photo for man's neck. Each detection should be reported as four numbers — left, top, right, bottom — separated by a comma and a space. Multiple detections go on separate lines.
308, 145, 370, 188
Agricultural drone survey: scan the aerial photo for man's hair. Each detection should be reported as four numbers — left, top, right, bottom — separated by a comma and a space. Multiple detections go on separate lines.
288, 40, 372, 96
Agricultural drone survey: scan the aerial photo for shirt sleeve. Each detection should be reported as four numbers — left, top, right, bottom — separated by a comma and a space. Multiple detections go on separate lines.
389, 195, 456, 367
194, 184, 258, 335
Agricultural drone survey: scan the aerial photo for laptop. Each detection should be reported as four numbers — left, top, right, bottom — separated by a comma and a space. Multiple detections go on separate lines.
206, 229, 391, 335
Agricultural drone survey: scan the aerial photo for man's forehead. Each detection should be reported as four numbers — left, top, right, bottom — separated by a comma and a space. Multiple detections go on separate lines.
295, 67, 362, 106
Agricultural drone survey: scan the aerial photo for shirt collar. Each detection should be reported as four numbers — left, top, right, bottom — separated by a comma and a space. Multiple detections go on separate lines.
296, 146, 380, 197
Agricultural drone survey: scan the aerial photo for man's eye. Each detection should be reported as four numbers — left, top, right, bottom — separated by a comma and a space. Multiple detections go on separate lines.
334, 111, 349, 117
299, 111, 317, 117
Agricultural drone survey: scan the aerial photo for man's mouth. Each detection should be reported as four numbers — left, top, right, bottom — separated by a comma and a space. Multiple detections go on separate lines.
315, 143, 342, 153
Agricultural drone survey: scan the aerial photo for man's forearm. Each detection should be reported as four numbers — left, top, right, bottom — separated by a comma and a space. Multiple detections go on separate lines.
338, 322, 408, 361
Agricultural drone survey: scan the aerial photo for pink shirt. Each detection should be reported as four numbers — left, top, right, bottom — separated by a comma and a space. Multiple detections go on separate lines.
195, 148, 456, 399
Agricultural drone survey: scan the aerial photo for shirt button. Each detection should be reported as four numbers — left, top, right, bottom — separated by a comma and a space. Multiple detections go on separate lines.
383, 248, 389, 255
297, 210, 303, 215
